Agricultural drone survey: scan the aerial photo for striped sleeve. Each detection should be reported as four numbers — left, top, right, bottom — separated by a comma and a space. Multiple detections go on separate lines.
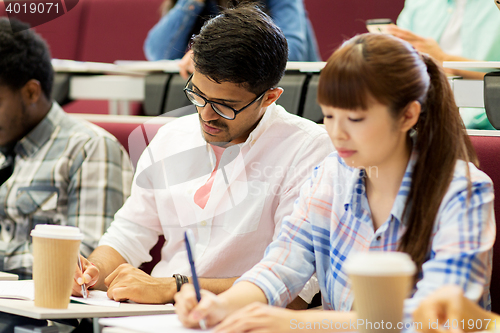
236, 164, 325, 307
406, 171, 495, 319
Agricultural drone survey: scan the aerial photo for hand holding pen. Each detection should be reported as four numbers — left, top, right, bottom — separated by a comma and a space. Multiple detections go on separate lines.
72, 255, 99, 297
184, 230, 207, 329
77, 255, 88, 298
175, 230, 229, 329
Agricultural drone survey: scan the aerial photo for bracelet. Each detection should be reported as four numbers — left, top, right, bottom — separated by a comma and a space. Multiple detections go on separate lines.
173, 274, 189, 292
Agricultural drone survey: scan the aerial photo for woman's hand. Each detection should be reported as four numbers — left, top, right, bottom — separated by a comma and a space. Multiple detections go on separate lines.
214, 303, 299, 333
175, 284, 230, 328
413, 285, 495, 333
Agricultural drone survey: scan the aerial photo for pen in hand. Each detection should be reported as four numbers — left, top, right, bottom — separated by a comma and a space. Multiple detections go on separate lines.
184, 230, 207, 330
77, 255, 88, 299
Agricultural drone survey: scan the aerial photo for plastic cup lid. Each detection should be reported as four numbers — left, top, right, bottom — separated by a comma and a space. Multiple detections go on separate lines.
30, 224, 84, 240
344, 252, 416, 276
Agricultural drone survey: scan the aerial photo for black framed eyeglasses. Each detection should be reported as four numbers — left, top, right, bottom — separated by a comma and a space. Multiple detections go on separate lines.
183, 74, 267, 120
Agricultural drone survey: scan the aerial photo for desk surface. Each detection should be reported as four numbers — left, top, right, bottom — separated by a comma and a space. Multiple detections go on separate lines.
0, 272, 18, 281
0, 298, 174, 320
53, 59, 328, 75
443, 61, 500, 72
102, 328, 141, 333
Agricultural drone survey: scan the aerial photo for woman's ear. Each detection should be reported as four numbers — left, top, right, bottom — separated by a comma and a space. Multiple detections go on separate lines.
261, 87, 284, 108
400, 101, 421, 132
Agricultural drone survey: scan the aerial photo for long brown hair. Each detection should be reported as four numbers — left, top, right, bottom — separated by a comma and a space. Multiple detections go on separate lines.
317, 33, 478, 273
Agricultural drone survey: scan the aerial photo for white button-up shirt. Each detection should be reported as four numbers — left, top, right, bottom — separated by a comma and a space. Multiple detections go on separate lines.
100, 103, 333, 301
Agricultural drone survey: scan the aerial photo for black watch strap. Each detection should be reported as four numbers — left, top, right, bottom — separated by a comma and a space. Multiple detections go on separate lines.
173, 274, 189, 292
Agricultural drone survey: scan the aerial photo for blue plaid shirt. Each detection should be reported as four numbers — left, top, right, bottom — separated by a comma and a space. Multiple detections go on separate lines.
0, 103, 133, 278
238, 148, 495, 319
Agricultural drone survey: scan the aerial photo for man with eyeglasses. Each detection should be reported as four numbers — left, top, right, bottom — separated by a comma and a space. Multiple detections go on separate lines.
72, 4, 333, 307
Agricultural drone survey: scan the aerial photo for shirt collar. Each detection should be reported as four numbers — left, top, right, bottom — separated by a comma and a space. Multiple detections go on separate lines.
343, 133, 418, 226
14, 102, 62, 158
243, 103, 277, 148
200, 103, 277, 152
0, 143, 16, 157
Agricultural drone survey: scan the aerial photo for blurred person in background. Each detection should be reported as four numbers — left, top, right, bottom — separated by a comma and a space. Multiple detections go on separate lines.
0, 17, 132, 280
0, 17, 133, 332
387, 0, 500, 129
144, 0, 321, 78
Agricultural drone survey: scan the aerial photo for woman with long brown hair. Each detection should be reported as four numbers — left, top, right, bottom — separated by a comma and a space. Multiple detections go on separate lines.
173, 33, 495, 332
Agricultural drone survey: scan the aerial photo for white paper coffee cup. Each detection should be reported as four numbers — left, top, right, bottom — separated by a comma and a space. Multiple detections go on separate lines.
31, 225, 84, 309
344, 252, 416, 333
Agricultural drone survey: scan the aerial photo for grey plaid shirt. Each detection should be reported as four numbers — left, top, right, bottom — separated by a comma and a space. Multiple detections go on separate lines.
0, 103, 133, 278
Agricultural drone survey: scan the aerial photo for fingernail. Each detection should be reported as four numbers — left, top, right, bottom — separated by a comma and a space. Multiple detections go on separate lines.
77, 277, 83, 285
84, 274, 91, 282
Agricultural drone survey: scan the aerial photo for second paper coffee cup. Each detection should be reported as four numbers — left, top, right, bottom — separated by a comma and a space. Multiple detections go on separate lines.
31, 224, 84, 309
344, 252, 416, 333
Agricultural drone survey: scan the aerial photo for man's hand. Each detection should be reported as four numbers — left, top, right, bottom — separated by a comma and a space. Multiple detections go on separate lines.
104, 263, 176, 304
175, 284, 229, 329
178, 50, 195, 79
386, 25, 447, 63
72, 255, 99, 297
413, 285, 494, 333
214, 303, 299, 333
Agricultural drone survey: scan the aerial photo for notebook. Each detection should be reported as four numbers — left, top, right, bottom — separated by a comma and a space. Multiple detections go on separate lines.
0, 280, 120, 307
100, 314, 212, 333
0, 280, 34, 300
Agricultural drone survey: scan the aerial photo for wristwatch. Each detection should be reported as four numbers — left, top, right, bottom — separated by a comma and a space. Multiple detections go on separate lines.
173, 274, 189, 292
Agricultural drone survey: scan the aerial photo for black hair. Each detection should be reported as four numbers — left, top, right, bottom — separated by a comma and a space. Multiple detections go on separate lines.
0, 18, 53, 99
190, 4, 288, 95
